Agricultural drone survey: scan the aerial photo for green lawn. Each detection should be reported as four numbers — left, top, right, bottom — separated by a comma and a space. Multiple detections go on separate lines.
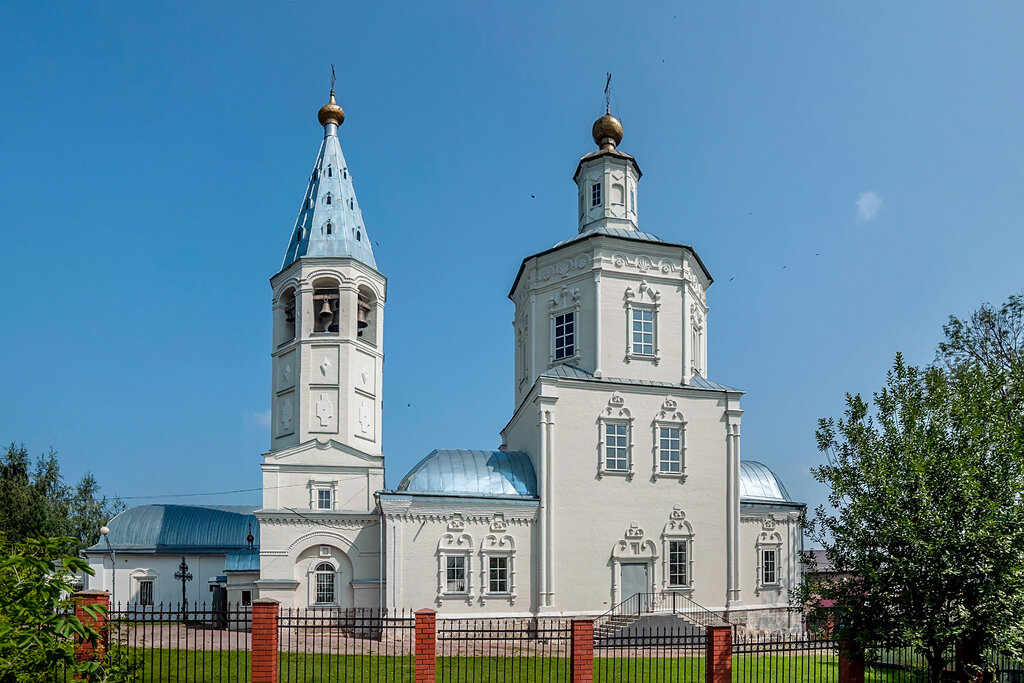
121, 648, 935, 682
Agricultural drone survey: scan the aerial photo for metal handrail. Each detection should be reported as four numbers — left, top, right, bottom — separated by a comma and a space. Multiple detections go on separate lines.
594, 591, 728, 634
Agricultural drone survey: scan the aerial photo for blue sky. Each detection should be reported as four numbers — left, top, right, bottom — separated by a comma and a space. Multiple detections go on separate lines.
1, 3, 1022, 520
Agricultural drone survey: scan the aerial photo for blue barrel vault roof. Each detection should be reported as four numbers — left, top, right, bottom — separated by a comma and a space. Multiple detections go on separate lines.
739, 461, 793, 503
396, 449, 538, 498
85, 505, 260, 554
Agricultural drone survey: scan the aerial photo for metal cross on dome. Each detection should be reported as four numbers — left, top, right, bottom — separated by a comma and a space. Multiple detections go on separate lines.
175, 556, 193, 611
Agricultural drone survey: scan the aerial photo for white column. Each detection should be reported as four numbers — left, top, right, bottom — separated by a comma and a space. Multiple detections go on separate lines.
725, 409, 743, 610
528, 293, 537, 383
545, 409, 555, 607
593, 271, 602, 378
537, 406, 548, 608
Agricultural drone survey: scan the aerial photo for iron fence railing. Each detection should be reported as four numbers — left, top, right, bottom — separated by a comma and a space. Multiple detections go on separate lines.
109, 601, 252, 682
594, 622, 707, 682
277, 607, 414, 683
733, 632, 839, 683
435, 617, 572, 683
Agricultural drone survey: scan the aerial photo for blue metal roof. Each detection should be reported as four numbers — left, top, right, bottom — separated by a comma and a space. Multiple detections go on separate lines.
225, 549, 260, 573
739, 461, 792, 503
539, 364, 742, 393
280, 118, 376, 271
86, 505, 259, 553
396, 449, 538, 498
554, 225, 666, 248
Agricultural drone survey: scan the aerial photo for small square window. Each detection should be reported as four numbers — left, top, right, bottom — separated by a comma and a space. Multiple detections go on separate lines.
139, 579, 154, 606
591, 182, 602, 207
604, 423, 629, 471
762, 549, 778, 585
317, 489, 332, 510
631, 309, 655, 356
488, 556, 509, 593
446, 556, 467, 593
659, 427, 682, 473
553, 311, 576, 360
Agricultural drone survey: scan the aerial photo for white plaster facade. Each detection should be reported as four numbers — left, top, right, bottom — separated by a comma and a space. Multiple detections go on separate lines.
85, 94, 804, 632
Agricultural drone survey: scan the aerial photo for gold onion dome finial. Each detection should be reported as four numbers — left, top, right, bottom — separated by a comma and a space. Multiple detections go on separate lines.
318, 90, 345, 127
592, 107, 623, 150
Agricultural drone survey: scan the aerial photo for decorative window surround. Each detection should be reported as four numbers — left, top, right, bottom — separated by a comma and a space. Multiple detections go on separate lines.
598, 392, 635, 479
754, 524, 784, 596
690, 303, 706, 376
308, 480, 338, 511
661, 506, 694, 592
548, 286, 582, 366
437, 527, 474, 606
307, 559, 340, 606
479, 534, 516, 605
624, 281, 661, 365
652, 397, 687, 481
515, 315, 529, 388
129, 568, 159, 606
611, 522, 658, 605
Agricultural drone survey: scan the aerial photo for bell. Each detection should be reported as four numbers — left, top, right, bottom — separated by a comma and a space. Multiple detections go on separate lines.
357, 298, 371, 330
318, 300, 334, 330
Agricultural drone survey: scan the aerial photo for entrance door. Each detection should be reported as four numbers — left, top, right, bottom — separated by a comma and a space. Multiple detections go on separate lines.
620, 563, 649, 613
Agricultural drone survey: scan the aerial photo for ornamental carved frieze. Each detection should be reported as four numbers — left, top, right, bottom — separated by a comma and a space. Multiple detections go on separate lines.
549, 285, 582, 310
624, 280, 661, 304
529, 254, 592, 287
611, 253, 678, 276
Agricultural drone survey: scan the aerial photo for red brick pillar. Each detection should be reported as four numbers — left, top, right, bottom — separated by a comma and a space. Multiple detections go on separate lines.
705, 623, 732, 683
250, 599, 279, 683
415, 608, 437, 683
74, 590, 110, 664
571, 619, 594, 683
839, 637, 865, 683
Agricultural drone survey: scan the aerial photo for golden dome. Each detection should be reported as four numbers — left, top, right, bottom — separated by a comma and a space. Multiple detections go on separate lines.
592, 110, 623, 150
317, 90, 345, 127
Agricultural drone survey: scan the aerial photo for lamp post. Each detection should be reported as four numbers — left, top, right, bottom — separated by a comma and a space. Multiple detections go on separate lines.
99, 526, 116, 607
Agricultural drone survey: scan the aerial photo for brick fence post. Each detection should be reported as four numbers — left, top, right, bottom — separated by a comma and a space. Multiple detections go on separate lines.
415, 608, 437, 683
571, 619, 594, 683
250, 599, 279, 683
839, 636, 865, 683
73, 590, 110, 665
705, 623, 732, 683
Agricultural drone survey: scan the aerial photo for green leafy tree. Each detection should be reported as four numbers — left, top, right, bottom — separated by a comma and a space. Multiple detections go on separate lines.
803, 294, 1024, 682
0, 445, 123, 554
0, 534, 134, 682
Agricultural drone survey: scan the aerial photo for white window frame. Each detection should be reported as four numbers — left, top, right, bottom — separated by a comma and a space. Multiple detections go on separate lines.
598, 393, 634, 479
479, 534, 516, 605
652, 398, 687, 480
667, 539, 690, 588
755, 529, 784, 595
487, 556, 510, 594
138, 578, 154, 606
548, 286, 582, 367
631, 308, 656, 356
661, 506, 694, 593
761, 548, 778, 586
624, 282, 661, 365
445, 555, 468, 595
591, 181, 602, 207
306, 558, 340, 606
129, 568, 159, 607
437, 531, 474, 606
309, 480, 337, 511
313, 561, 337, 605
552, 310, 577, 362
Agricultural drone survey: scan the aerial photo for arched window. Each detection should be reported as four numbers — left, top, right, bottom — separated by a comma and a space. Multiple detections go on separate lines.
356, 230, 361, 242
328, 166, 333, 177
349, 199, 354, 209
314, 562, 335, 604
326, 195, 332, 205
296, 228, 303, 243
326, 223, 333, 235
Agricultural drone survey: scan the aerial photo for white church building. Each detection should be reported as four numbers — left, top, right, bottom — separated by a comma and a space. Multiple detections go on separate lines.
86, 90, 804, 631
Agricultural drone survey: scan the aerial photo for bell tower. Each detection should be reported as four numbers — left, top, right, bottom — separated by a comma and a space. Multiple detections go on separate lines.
268, 90, 386, 457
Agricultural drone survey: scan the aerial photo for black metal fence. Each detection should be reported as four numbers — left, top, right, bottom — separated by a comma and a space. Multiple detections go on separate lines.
435, 617, 572, 682
595, 620, 707, 682
277, 607, 414, 683
732, 632, 839, 683
109, 602, 252, 682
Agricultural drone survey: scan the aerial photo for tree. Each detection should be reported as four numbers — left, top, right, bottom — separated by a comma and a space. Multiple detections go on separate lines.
0, 444, 123, 555
803, 293, 1024, 682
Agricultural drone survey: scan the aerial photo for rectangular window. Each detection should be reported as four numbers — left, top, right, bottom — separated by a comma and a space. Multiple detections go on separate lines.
659, 427, 682, 473
553, 311, 576, 360
668, 541, 688, 587
630, 189, 636, 212
488, 556, 509, 593
241, 590, 252, 606
139, 579, 154, 606
762, 549, 778, 585
631, 309, 655, 355
316, 570, 335, 604
446, 556, 467, 593
591, 182, 601, 207
317, 489, 332, 510
604, 423, 629, 471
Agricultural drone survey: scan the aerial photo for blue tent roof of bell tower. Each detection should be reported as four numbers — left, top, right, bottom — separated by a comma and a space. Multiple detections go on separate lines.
281, 124, 376, 271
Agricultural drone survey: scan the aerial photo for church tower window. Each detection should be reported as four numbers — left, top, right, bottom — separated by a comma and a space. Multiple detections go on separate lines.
314, 562, 336, 604
327, 165, 332, 177
632, 309, 655, 356
599, 393, 634, 478
313, 279, 340, 334
280, 288, 296, 343
553, 311, 575, 360
326, 194, 332, 205
591, 182, 602, 207
326, 223, 333, 235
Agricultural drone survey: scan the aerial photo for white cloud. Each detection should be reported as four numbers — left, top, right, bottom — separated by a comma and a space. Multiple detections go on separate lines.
856, 191, 883, 221
245, 409, 271, 429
